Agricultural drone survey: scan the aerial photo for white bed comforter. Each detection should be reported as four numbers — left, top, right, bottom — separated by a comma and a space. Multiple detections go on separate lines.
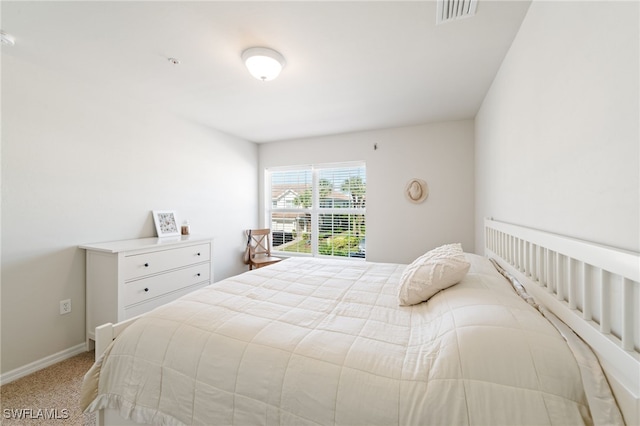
82, 255, 598, 425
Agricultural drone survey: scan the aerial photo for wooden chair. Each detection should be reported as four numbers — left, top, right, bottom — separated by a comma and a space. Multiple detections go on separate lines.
247, 229, 282, 270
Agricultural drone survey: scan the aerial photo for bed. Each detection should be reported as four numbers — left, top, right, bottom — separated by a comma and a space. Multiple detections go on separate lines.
81, 219, 639, 425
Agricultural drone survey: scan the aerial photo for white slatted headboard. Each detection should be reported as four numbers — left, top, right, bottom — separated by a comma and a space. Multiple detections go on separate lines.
484, 218, 640, 425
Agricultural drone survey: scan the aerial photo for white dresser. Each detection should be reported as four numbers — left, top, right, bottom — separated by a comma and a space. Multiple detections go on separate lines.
81, 235, 213, 349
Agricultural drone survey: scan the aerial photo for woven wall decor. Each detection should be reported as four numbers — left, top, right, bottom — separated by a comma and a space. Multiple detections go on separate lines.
405, 178, 428, 204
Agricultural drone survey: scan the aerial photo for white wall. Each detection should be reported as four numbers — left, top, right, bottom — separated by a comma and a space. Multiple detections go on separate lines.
1, 52, 258, 374
475, 0, 639, 253
259, 121, 475, 264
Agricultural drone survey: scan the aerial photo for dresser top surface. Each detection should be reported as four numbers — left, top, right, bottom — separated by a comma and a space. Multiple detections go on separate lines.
80, 235, 213, 253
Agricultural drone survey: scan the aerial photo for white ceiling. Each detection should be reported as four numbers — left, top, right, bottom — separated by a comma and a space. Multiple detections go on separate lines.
2, 1, 531, 143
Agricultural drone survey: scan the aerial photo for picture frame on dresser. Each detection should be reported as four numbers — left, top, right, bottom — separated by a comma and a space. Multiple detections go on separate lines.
152, 209, 179, 237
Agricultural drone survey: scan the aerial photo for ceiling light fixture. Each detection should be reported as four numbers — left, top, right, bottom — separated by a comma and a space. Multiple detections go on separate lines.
1, 31, 15, 46
241, 47, 285, 82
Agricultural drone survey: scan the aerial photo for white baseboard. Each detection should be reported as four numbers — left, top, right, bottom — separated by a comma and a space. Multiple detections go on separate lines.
0, 343, 88, 386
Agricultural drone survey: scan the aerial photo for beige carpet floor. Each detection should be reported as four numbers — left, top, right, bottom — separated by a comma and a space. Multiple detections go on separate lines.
0, 351, 96, 425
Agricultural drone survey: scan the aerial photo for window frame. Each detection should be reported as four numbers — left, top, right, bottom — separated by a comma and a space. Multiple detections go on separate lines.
266, 161, 366, 259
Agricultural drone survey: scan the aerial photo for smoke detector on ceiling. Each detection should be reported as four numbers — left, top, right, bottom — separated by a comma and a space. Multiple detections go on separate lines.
436, 0, 478, 25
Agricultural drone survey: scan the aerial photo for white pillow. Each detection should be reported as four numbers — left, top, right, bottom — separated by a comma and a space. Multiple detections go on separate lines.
398, 243, 470, 306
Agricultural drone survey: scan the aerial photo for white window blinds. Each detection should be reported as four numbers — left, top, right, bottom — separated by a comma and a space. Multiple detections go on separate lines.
267, 162, 366, 258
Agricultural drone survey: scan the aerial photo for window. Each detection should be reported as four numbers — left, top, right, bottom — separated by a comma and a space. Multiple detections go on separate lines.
267, 162, 366, 259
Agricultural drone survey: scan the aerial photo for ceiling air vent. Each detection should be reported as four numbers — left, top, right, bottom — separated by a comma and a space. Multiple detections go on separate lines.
436, 0, 478, 25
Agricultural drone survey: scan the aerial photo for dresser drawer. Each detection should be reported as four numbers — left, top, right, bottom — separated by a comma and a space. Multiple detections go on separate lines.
124, 281, 210, 320
123, 243, 210, 280
124, 263, 210, 307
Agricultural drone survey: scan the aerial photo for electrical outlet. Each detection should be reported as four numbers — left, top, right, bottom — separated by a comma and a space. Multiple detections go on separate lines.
60, 299, 71, 315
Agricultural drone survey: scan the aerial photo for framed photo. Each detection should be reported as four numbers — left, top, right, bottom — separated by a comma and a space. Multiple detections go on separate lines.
152, 210, 180, 237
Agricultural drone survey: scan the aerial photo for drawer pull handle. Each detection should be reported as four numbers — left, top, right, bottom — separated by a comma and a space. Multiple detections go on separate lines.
144, 263, 149, 267
197, 273, 201, 277
197, 253, 201, 256
144, 288, 149, 292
